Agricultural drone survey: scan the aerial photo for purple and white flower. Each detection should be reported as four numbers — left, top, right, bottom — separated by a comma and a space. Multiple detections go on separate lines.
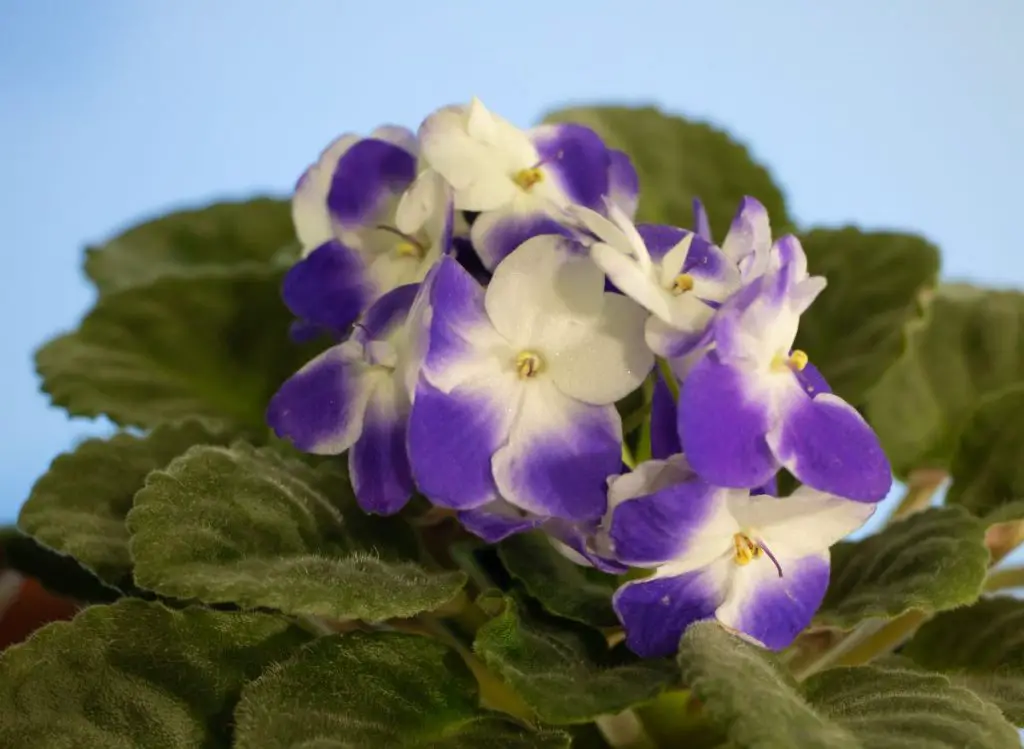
418, 98, 638, 270
267, 284, 420, 515
679, 235, 891, 501
407, 234, 654, 531
608, 455, 874, 657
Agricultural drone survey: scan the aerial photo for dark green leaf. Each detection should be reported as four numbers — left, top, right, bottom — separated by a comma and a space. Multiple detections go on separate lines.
794, 227, 940, 404
0, 599, 310, 749
473, 596, 675, 724
0, 530, 119, 603
233, 631, 570, 748
947, 385, 1024, 519
542, 106, 792, 237
818, 507, 989, 628
498, 532, 619, 628
84, 197, 296, 294
127, 443, 465, 621
866, 284, 1024, 475
679, 621, 1019, 749
903, 596, 1024, 724
17, 421, 233, 588
36, 268, 316, 431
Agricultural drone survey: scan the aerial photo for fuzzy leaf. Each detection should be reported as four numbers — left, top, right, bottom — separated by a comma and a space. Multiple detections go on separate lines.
498, 532, 619, 628
233, 631, 570, 749
794, 227, 940, 404
818, 507, 989, 628
542, 106, 792, 236
0, 599, 309, 749
678, 621, 1019, 749
84, 197, 296, 294
127, 443, 465, 621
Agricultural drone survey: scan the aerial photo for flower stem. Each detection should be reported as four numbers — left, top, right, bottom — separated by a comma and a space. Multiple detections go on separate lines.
621, 443, 637, 470
888, 469, 947, 523
656, 358, 679, 402
984, 565, 1024, 592
595, 710, 659, 749
792, 611, 928, 680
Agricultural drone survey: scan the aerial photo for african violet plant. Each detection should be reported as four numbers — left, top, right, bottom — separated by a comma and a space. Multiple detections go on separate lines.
3, 98, 1024, 749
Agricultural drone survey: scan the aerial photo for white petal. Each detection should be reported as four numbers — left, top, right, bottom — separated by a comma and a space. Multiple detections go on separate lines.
548, 292, 654, 404
395, 169, 444, 236
607, 454, 692, 511
292, 133, 359, 252
658, 234, 695, 285
566, 205, 633, 254
729, 487, 876, 558
656, 505, 741, 578
591, 242, 672, 321
722, 197, 772, 264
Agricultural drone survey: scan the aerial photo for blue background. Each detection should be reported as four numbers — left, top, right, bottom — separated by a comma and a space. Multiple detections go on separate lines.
2, 1, 1022, 530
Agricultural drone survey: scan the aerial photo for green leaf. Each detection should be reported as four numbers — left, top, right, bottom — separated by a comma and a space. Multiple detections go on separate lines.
17, 421, 233, 588
473, 595, 675, 724
678, 621, 1019, 749
947, 384, 1024, 519
0, 530, 120, 603
903, 596, 1024, 725
818, 507, 989, 629
866, 284, 1024, 475
127, 443, 466, 621
0, 599, 310, 749
84, 197, 296, 295
36, 268, 316, 431
233, 631, 570, 749
542, 106, 792, 237
498, 532, 619, 628
794, 227, 940, 404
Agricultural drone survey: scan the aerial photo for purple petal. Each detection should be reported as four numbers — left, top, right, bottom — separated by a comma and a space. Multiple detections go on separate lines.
609, 477, 722, 566
358, 283, 419, 340
327, 138, 416, 227
423, 257, 489, 381
452, 237, 493, 286
469, 208, 573, 270
531, 123, 610, 209
795, 360, 831, 397
753, 475, 778, 497
267, 346, 371, 454
349, 378, 413, 515
679, 353, 779, 489
458, 502, 542, 543
637, 224, 687, 262
769, 391, 892, 502
692, 198, 712, 241
613, 570, 723, 658
288, 319, 329, 344
650, 371, 681, 461
545, 518, 630, 574
282, 240, 372, 335
717, 552, 829, 651
608, 149, 639, 218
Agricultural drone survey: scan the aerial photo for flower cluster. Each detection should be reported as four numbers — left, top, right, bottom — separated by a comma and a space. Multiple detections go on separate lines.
268, 98, 893, 658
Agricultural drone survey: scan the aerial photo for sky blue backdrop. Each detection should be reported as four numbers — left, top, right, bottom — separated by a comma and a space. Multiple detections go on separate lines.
2, 1, 1022, 532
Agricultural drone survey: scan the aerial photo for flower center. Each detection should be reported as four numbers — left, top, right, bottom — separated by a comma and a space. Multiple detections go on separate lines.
515, 350, 543, 378
513, 167, 544, 192
376, 225, 428, 260
770, 349, 809, 373
732, 532, 783, 577
670, 273, 695, 295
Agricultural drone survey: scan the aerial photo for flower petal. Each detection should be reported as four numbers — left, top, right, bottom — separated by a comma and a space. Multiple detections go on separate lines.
395, 168, 446, 236
591, 241, 672, 321
267, 345, 375, 454
530, 123, 610, 210
608, 149, 639, 218
721, 196, 771, 265
613, 564, 728, 658
649, 372, 682, 460
292, 134, 359, 252
715, 551, 830, 651
768, 391, 892, 502
469, 205, 573, 270
458, 501, 542, 543
282, 240, 373, 334
545, 519, 630, 574
493, 383, 620, 521
644, 314, 711, 360
692, 198, 712, 241
349, 376, 413, 515
358, 283, 419, 340
327, 138, 416, 228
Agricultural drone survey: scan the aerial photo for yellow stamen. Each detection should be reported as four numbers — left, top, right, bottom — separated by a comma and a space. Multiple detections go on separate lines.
395, 240, 423, 258
515, 350, 543, 379
771, 349, 810, 372
671, 273, 695, 295
733, 533, 762, 566
513, 167, 543, 192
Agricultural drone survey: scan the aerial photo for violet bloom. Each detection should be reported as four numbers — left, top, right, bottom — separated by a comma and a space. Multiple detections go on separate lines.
679, 235, 891, 501
608, 455, 875, 657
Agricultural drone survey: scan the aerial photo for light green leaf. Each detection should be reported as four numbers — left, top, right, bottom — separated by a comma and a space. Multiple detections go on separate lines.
36, 268, 316, 431
233, 631, 570, 749
866, 284, 1024, 476
679, 621, 1019, 749
84, 197, 296, 294
127, 443, 466, 621
903, 596, 1024, 725
17, 421, 233, 588
794, 227, 940, 404
818, 507, 989, 629
946, 385, 1024, 519
473, 595, 675, 724
0, 599, 310, 749
542, 106, 792, 236
498, 532, 620, 628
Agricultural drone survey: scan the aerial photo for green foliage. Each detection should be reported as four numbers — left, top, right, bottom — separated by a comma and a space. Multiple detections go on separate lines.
473, 595, 676, 724
18, 420, 233, 588
127, 443, 466, 621
233, 631, 570, 748
542, 105, 792, 237
903, 596, 1024, 725
818, 507, 989, 628
84, 197, 296, 294
866, 284, 1024, 476
679, 622, 1020, 749
794, 227, 940, 404
0, 599, 310, 749
498, 532, 620, 628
